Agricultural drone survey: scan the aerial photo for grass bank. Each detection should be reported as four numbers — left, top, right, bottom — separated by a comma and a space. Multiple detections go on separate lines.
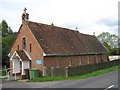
28, 64, 120, 82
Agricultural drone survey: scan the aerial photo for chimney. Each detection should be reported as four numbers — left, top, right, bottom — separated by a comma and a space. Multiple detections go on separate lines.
22, 8, 29, 24
93, 32, 95, 36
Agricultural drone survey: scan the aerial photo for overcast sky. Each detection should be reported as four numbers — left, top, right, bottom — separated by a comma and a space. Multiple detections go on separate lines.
0, 0, 119, 36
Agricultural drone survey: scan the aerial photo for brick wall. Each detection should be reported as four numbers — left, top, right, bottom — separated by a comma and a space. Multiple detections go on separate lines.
44, 55, 109, 68
10, 23, 44, 72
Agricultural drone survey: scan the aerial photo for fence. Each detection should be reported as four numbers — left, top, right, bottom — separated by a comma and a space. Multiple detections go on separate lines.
44, 59, 120, 77
0, 68, 21, 80
44, 67, 67, 77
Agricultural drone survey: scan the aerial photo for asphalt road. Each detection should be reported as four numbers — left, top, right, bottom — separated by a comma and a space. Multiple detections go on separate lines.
2, 70, 119, 89
47, 70, 119, 88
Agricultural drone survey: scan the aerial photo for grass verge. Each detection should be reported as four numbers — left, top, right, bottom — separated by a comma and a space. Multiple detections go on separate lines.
28, 64, 120, 82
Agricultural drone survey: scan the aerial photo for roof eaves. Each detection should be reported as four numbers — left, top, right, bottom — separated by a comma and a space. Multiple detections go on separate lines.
45, 53, 105, 57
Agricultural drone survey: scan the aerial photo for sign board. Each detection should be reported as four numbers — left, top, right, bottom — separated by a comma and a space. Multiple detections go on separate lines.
36, 60, 42, 65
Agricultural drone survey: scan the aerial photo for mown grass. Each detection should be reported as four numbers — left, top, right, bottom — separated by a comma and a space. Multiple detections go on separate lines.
28, 64, 120, 82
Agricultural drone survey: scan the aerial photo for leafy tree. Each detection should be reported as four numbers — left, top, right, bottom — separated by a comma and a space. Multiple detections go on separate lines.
0, 20, 15, 67
1, 20, 9, 37
1, 20, 13, 37
0, 22, 2, 37
2, 34, 16, 67
97, 32, 119, 49
97, 32, 120, 55
51, 23, 54, 26
8, 27, 13, 34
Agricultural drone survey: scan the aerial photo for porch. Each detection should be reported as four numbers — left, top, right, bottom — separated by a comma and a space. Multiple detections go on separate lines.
10, 50, 31, 76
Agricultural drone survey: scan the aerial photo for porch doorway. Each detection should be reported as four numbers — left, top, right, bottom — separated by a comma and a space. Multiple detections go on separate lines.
10, 50, 31, 76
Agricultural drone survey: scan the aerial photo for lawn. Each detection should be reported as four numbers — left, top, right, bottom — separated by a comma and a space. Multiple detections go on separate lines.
28, 64, 120, 82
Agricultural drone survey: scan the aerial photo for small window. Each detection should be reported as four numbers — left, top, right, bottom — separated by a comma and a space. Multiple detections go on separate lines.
18, 45, 19, 50
30, 43, 32, 52
22, 37, 26, 50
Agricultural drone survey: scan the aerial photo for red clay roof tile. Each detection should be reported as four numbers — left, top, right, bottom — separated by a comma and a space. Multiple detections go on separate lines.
16, 50, 29, 61
28, 21, 108, 54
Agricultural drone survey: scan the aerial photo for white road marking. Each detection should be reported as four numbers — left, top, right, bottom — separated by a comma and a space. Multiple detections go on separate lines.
105, 85, 115, 90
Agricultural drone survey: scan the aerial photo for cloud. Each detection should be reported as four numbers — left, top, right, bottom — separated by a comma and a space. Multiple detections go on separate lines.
98, 18, 117, 27
0, 0, 119, 35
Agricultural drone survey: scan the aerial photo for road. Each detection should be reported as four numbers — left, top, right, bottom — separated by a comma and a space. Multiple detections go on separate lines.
46, 70, 119, 88
2, 70, 119, 89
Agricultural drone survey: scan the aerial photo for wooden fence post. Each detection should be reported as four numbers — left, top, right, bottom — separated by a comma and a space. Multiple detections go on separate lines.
66, 67, 68, 77
5, 69, 7, 76
43, 66, 47, 76
51, 67, 54, 77
7, 71, 10, 80
15, 73, 16, 80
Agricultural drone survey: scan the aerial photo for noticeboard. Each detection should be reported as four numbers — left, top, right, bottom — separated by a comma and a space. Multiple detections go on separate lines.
36, 60, 42, 65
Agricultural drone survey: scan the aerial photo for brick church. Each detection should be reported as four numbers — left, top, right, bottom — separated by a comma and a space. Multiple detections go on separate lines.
9, 8, 109, 76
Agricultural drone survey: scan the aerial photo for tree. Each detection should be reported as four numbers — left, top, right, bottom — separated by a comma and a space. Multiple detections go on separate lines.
1, 20, 15, 67
1, 20, 13, 37
1, 20, 9, 37
0, 23, 2, 37
97, 32, 120, 55
8, 27, 13, 34
51, 22, 54, 26
2, 34, 16, 67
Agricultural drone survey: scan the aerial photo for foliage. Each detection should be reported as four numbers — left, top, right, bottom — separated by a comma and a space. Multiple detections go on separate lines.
2, 33, 16, 67
97, 32, 120, 55
0, 20, 16, 67
1, 20, 13, 37
0, 23, 2, 37
28, 64, 120, 82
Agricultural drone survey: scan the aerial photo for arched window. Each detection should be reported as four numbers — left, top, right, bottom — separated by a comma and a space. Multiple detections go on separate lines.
18, 45, 19, 50
22, 37, 26, 50
30, 43, 32, 52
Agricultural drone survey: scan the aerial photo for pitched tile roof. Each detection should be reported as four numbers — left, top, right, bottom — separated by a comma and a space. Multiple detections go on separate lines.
16, 50, 29, 61
28, 21, 108, 54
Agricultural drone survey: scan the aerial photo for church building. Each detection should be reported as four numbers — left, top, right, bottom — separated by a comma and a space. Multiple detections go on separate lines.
9, 8, 109, 76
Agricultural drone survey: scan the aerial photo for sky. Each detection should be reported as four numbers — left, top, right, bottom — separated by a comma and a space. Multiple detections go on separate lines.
0, 0, 119, 36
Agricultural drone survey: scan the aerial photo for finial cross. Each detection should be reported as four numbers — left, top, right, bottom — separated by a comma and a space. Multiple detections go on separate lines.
24, 8, 27, 12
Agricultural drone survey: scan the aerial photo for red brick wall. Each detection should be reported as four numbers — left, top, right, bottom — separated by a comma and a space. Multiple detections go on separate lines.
59, 56, 69, 68
44, 56, 56, 67
81, 56, 88, 65
102, 55, 109, 62
89, 55, 95, 64
44, 55, 109, 68
71, 56, 79, 66
10, 23, 44, 72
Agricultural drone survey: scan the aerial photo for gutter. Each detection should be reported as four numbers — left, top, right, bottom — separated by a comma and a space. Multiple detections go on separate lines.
44, 53, 105, 57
